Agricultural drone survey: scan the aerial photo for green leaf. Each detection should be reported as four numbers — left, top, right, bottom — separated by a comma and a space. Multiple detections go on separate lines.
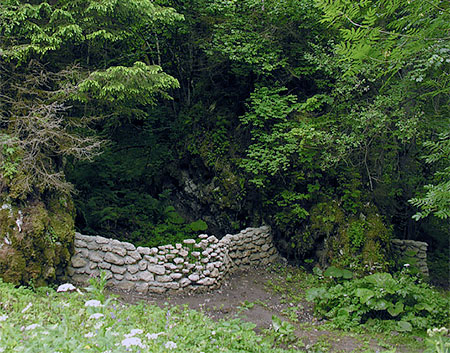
387, 302, 404, 317
323, 266, 343, 278
355, 288, 375, 304
397, 321, 412, 332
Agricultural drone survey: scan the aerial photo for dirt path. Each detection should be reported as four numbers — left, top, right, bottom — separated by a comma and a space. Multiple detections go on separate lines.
112, 267, 424, 353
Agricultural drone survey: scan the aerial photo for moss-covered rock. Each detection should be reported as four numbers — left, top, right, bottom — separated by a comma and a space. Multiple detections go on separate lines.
0, 193, 75, 286
326, 204, 393, 273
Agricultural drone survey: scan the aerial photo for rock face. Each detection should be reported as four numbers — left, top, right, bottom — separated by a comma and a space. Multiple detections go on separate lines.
0, 194, 74, 286
391, 239, 429, 276
65, 226, 280, 294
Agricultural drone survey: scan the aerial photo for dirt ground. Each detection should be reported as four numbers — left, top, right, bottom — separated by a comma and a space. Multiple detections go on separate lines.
112, 267, 424, 353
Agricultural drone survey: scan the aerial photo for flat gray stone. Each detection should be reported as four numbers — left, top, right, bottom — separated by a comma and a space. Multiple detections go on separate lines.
135, 283, 149, 293
179, 278, 191, 287
112, 246, 127, 257
128, 251, 142, 261
98, 262, 111, 269
188, 274, 199, 282
124, 256, 137, 265
138, 260, 147, 271
115, 280, 134, 291
111, 265, 126, 274
104, 253, 124, 265
137, 246, 151, 256
170, 273, 183, 280
128, 264, 139, 274
88, 251, 103, 263
147, 265, 165, 275
95, 236, 110, 244
148, 286, 167, 294
122, 242, 136, 251
162, 282, 179, 289
124, 272, 139, 281
138, 272, 154, 282
71, 256, 87, 268
155, 275, 171, 283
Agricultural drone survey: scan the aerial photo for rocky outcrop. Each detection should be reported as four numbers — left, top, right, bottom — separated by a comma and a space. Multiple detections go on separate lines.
66, 226, 280, 294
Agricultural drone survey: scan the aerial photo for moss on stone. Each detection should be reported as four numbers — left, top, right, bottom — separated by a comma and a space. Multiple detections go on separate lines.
0, 192, 75, 286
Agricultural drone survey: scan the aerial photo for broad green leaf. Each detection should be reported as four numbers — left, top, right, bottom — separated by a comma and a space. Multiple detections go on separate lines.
355, 288, 375, 304
397, 321, 412, 332
387, 302, 404, 317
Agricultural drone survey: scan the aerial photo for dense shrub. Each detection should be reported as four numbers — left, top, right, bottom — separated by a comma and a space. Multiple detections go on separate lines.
306, 271, 449, 332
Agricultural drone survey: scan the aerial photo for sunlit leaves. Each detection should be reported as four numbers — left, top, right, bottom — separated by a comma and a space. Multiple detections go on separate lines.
77, 61, 179, 106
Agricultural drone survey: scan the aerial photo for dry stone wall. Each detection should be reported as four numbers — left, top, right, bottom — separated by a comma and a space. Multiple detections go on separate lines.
391, 239, 429, 276
67, 226, 280, 294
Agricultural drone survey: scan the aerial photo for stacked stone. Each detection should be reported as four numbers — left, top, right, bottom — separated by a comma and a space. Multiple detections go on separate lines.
391, 239, 429, 276
220, 226, 279, 272
67, 225, 280, 294
68, 233, 232, 294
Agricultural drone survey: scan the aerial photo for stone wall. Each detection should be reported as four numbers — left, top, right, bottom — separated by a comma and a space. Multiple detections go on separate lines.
67, 226, 280, 294
391, 239, 429, 276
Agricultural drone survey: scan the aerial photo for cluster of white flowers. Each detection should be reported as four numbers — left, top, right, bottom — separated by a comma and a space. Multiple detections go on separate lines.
146, 332, 164, 340
164, 341, 177, 349
89, 313, 104, 320
84, 300, 102, 308
0, 315, 8, 322
427, 327, 449, 337
57, 283, 76, 292
121, 337, 146, 349
124, 328, 143, 338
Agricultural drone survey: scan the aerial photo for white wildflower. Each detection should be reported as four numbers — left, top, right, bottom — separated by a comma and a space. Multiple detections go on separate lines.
85, 300, 102, 307
0, 315, 7, 322
164, 341, 177, 349
124, 328, 143, 338
57, 283, 76, 292
84, 332, 96, 338
22, 303, 32, 313
89, 313, 104, 320
121, 337, 146, 348
25, 324, 38, 331
94, 322, 104, 330
146, 332, 164, 340
404, 263, 410, 267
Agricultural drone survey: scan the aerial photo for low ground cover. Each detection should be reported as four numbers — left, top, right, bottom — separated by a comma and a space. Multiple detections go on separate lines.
0, 265, 448, 352
0, 277, 295, 352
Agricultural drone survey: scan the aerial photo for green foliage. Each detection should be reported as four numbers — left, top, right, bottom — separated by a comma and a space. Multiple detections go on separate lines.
240, 86, 327, 187
425, 327, 450, 353
410, 132, 450, 220
306, 272, 449, 332
0, 278, 296, 353
323, 266, 353, 280
267, 315, 298, 346
315, 0, 450, 224
0, 135, 21, 181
